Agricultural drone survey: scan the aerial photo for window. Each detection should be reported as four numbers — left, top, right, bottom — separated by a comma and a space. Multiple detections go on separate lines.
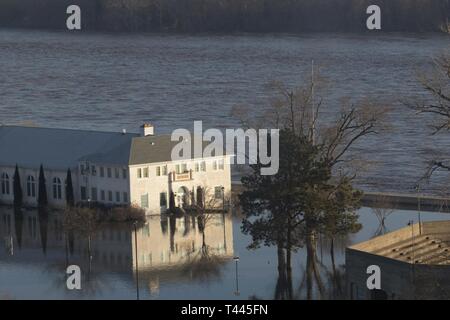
215, 186, 223, 199
160, 192, 167, 207
91, 188, 98, 201
28, 216, 37, 239
27, 175, 36, 198
101, 190, 105, 201
91, 165, 97, 176
141, 194, 149, 208
100, 167, 105, 177
162, 165, 167, 176
2, 214, 11, 235
181, 163, 187, 173
213, 160, 218, 170
142, 224, 150, 237
116, 191, 120, 203
1, 173, 10, 195
143, 167, 149, 178
123, 192, 128, 203
195, 163, 199, 172
156, 166, 161, 176
201, 161, 206, 172
176, 164, 181, 174
122, 168, 127, 179
137, 168, 142, 179
115, 168, 120, 179
108, 191, 113, 202
107, 168, 112, 178
219, 159, 224, 170
52, 177, 62, 200
80, 186, 87, 200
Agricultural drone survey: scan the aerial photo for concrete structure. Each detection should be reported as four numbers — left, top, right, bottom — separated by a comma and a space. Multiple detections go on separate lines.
0, 124, 231, 215
346, 220, 450, 300
362, 191, 450, 213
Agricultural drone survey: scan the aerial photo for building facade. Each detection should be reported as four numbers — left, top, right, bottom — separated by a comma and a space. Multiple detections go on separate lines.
0, 124, 231, 215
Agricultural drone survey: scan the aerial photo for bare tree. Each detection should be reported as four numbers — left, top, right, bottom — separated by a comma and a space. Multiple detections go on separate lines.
232, 69, 389, 175
408, 53, 450, 181
371, 195, 396, 237
192, 185, 230, 253
235, 67, 388, 302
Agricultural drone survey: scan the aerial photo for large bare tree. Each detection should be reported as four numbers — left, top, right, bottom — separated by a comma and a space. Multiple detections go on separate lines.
409, 54, 450, 181
235, 67, 388, 299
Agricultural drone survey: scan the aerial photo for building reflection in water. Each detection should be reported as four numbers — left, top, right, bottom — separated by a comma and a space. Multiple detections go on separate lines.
0, 206, 233, 298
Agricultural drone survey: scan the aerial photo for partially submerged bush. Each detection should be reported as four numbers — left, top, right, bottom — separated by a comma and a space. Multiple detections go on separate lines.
109, 205, 145, 223
63, 206, 99, 235
63, 205, 146, 235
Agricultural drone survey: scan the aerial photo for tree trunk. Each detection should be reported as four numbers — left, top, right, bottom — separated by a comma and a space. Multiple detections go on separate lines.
286, 224, 292, 273
306, 229, 325, 299
275, 245, 286, 300
330, 237, 336, 276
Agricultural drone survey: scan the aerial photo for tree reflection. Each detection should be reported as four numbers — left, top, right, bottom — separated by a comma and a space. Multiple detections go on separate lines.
169, 214, 177, 253
321, 236, 349, 299
13, 206, 23, 249
371, 199, 395, 237
274, 246, 293, 300
180, 214, 227, 282
38, 206, 49, 254
325, 264, 346, 300
183, 215, 191, 237
160, 215, 168, 235
0, 205, 232, 298
180, 247, 225, 283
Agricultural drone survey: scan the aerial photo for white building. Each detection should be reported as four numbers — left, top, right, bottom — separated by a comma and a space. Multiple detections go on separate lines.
0, 124, 231, 215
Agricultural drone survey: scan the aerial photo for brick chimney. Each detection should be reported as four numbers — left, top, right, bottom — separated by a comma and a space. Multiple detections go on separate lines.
141, 123, 154, 136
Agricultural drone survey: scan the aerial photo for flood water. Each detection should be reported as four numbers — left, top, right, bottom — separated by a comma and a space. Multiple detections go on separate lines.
1, 30, 450, 299
1, 206, 449, 300
0, 30, 449, 193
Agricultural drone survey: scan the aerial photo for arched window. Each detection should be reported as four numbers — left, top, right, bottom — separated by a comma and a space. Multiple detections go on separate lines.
27, 175, 36, 198
1, 173, 10, 195
52, 177, 62, 200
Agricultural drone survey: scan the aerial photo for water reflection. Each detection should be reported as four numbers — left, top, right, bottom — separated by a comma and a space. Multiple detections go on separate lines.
0, 207, 233, 299
3, 206, 450, 299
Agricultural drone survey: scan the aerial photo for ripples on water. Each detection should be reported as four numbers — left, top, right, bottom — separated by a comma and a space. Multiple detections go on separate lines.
1, 207, 450, 299
0, 30, 449, 192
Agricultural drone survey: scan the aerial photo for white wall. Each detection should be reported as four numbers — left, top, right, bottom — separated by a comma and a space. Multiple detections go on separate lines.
1, 156, 231, 213
78, 163, 130, 206
0, 165, 74, 208
129, 155, 232, 215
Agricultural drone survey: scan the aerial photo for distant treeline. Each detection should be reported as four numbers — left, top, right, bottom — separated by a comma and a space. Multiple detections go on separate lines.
0, 0, 449, 32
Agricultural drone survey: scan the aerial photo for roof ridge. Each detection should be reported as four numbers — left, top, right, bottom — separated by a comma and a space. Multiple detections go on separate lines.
0, 124, 139, 136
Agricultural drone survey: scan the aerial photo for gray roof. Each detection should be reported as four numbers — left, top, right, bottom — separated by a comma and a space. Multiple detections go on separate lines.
129, 134, 225, 165
0, 125, 139, 170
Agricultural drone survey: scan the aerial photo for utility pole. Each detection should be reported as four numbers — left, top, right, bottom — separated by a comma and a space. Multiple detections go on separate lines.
134, 221, 140, 300
416, 184, 422, 235
233, 256, 240, 296
311, 60, 316, 145
409, 220, 416, 286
